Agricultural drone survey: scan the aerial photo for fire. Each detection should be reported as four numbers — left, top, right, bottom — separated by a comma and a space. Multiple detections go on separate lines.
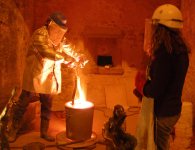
76, 75, 86, 102
66, 73, 93, 109
66, 100, 93, 109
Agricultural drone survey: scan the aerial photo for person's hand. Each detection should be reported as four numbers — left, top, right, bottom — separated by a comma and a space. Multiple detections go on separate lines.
133, 88, 143, 102
67, 62, 77, 68
55, 57, 64, 64
75, 54, 89, 68
61, 60, 75, 68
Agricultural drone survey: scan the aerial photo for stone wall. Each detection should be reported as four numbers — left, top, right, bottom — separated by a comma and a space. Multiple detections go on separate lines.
0, 0, 29, 112
0, 0, 193, 145
32, 0, 180, 66
0, 1, 194, 146
181, 0, 195, 129
19, 0, 180, 110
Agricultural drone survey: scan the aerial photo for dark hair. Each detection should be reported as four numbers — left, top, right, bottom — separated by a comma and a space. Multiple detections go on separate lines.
151, 24, 190, 55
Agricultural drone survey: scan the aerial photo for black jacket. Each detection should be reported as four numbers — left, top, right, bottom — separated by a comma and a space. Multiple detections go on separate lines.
143, 44, 189, 117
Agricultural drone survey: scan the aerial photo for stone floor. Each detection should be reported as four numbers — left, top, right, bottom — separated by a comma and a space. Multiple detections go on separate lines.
7, 102, 194, 150
8, 106, 139, 150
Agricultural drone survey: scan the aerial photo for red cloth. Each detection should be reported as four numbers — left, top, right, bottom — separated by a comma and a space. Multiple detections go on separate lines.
135, 70, 147, 95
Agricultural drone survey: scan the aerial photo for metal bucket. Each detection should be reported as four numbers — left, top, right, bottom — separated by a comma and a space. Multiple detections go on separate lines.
65, 101, 94, 141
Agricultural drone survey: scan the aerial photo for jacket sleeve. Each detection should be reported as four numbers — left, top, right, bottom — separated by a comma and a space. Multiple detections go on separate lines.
143, 48, 170, 99
32, 27, 64, 61
62, 44, 82, 61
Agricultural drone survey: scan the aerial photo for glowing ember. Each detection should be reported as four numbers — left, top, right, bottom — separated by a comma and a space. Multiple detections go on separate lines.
66, 100, 93, 109
66, 70, 93, 109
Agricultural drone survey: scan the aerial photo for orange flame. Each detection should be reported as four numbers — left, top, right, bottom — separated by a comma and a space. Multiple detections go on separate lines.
66, 73, 93, 109
76, 75, 86, 102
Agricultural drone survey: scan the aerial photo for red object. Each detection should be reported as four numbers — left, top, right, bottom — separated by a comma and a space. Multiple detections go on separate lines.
135, 70, 147, 95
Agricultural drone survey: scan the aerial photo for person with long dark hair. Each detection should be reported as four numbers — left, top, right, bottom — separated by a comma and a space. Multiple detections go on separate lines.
135, 4, 190, 150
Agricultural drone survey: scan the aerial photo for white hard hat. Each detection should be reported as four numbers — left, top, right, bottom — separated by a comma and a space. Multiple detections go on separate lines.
152, 4, 183, 29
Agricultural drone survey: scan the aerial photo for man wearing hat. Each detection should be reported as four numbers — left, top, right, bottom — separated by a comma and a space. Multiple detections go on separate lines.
6, 12, 87, 142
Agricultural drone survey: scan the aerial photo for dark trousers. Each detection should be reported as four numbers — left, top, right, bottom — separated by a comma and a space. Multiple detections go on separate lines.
154, 114, 180, 150
13, 90, 53, 122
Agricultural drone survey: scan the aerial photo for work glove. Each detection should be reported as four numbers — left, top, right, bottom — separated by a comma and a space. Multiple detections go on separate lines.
75, 54, 89, 68
55, 58, 65, 65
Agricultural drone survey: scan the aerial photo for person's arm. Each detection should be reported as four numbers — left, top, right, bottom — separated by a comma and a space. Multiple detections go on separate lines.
32, 27, 64, 61
62, 43, 88, 67
62, 44, 82, 60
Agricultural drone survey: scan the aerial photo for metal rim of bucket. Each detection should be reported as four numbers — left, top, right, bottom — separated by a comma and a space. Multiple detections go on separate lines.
65, 100, 94, 109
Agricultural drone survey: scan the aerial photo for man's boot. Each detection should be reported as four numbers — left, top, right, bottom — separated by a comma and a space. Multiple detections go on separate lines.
40, 118, 55, 142
6, 119, 21, 143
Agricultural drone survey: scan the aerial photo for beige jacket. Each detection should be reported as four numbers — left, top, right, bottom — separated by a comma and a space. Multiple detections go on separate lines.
22, 26, 79, 94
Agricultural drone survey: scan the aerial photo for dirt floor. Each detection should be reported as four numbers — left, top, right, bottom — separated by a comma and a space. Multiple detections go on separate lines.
8, 106, 139, 150
6, 103, 195, 150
